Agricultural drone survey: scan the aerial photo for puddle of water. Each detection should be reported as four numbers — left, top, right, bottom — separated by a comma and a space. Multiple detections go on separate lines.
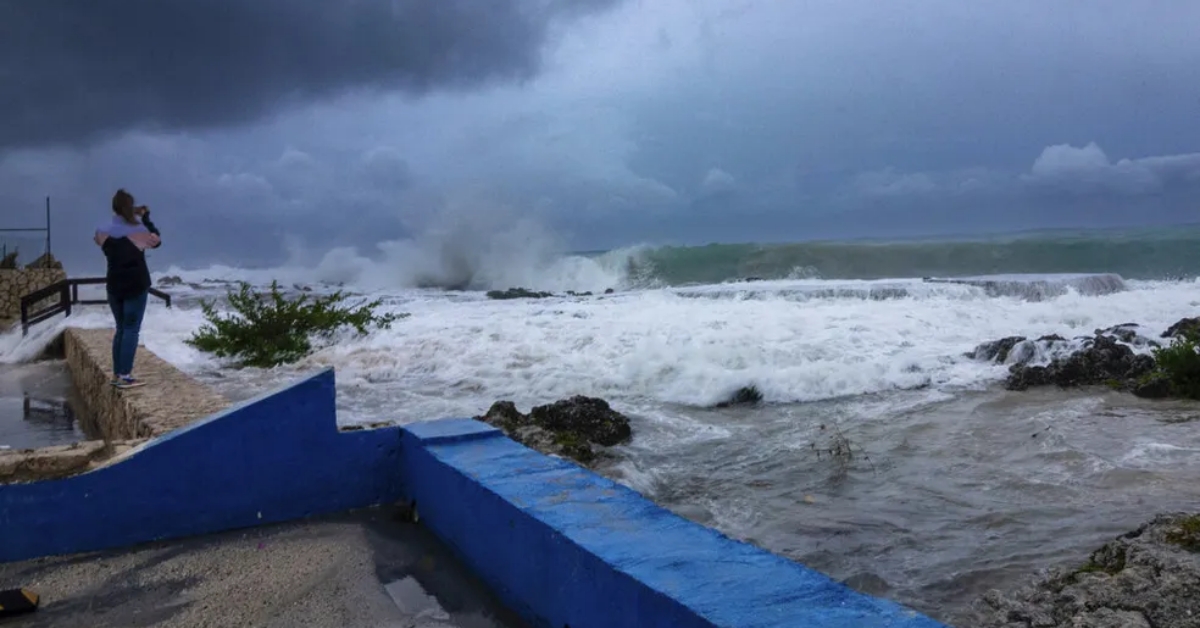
0, 360, 93, 450
364, 514, 528, 628
382, 575, 520, 628
384, 577, 454, 626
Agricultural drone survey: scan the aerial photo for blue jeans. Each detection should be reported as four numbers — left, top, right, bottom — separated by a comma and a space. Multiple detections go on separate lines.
108, 290, 148, 377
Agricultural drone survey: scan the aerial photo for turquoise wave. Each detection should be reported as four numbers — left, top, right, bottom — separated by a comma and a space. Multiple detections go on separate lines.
610, 226, 1200, 286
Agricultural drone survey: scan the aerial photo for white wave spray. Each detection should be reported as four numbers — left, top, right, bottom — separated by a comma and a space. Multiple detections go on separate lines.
160, 206, 651, 294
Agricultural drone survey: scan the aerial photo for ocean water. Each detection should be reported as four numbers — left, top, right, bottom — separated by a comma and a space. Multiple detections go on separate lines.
3, 229, 1200, 625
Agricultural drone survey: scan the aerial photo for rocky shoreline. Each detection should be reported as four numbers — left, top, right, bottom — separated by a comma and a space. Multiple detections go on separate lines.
967, 513, 1200, 628
971, 316, 1200, 401
964, 316, 1200, 626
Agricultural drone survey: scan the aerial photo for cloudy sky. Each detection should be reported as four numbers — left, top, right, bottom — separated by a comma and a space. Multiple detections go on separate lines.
3, 0, 1199, 272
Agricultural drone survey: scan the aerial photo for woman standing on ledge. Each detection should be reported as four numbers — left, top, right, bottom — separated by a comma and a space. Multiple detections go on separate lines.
93, 189, 161, 389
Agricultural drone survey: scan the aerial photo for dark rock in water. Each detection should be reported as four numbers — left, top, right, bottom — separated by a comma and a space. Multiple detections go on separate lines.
967, 513, 1200, 628
1162, 316, 1200, 339
479, 401, 593, 463
604, 288, 615, 294
565, 290, 594, 297
528, 395, 633, 447
1037, 333, 1067, 343
971, 336, 1027, 363
486, 287, 554, 300
1132, 371, 1173, 399
1005, 333, 1156, 391
158, 275, 184, 286
479, 400, 524, 428
476, 396, 633, 465
715, 385, 763, 408
1096, 323, 1140, 343
416, 279, 471, 291
1006, 364, 1048, 390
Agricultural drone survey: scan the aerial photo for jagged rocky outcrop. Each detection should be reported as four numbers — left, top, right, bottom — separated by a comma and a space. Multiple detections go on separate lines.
1005, 332, 1157, 393
1163, 317, 1200, 340
969, 335, 1034, 363
970, 324, 1168, 396
970, 316, 1200, 399
476, 396, 633, 465
967, 513, 1200, 628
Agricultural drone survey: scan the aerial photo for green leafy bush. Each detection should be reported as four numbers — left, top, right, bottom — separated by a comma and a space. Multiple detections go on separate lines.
1150, 328, 1200, 400
186, 281, 406, 368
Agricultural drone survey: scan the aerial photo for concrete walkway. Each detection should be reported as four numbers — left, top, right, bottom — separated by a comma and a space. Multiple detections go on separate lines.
0, 509, 526, 628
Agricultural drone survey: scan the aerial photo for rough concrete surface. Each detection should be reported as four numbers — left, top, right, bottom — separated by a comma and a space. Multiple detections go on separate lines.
65, 328, 230, 440
0, 441, 106, 483
0, 509, 526, 628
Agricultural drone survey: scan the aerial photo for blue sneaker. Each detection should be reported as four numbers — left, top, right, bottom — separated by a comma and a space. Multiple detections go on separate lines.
113, 375, 145, 389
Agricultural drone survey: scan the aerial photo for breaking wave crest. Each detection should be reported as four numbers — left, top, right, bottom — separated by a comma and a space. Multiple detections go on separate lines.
157, 225, 1200, 294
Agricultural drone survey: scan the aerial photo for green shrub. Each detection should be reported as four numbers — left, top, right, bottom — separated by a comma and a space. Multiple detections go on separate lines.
1151, 328, 1200, 400
0, 249, 17, 269
186, 280, 405, 368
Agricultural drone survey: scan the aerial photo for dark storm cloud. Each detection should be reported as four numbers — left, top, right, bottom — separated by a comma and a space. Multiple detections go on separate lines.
0, 0, 620, 149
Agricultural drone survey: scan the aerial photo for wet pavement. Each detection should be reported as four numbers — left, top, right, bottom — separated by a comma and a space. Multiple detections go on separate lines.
0, 508, 528, 628
0, 361, 89, 451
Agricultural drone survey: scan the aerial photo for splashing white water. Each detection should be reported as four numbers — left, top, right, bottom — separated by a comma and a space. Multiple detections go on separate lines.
156, 213, 645, 294
6, 275, 1194, 427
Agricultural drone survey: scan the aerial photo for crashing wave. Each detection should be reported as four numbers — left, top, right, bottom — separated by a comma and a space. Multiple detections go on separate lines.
923, 273, 1127, 301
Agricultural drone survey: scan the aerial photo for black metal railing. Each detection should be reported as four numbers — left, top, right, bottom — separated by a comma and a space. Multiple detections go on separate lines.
20, 277, 172, 336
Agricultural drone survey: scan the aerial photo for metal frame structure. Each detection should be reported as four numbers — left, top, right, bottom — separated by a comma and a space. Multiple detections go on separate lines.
0, 197, 52, 264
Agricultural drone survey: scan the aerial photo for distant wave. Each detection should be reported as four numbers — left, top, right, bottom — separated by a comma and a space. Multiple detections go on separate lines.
669, 273, 1129, 303
617, 228, 1200, 287
157, 226, 1200, 293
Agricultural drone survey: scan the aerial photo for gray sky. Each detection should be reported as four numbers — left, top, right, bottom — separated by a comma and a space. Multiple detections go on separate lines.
3, 0, 1200, 272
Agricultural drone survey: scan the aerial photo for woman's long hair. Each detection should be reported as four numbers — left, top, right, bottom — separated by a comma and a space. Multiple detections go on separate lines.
111, 189, 138, 225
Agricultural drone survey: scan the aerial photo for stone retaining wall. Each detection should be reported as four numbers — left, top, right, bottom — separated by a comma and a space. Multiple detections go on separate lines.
0, 268, 67, 325
0, 327, 230, 483
64, 328, 230, 439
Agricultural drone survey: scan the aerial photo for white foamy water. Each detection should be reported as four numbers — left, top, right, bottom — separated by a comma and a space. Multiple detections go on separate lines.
4, 273, 1199, 624
6, 276, 1198, 422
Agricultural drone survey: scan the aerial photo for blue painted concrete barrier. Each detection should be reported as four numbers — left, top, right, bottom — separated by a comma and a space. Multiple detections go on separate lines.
0, 368, 403, 563
3, 365, 948, 627
400, 419, 947, 628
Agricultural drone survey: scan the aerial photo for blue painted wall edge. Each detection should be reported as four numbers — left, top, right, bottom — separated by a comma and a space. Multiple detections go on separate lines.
400, 418, 948, 628
2, 366, 949, 628
0, 368, 404, 563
